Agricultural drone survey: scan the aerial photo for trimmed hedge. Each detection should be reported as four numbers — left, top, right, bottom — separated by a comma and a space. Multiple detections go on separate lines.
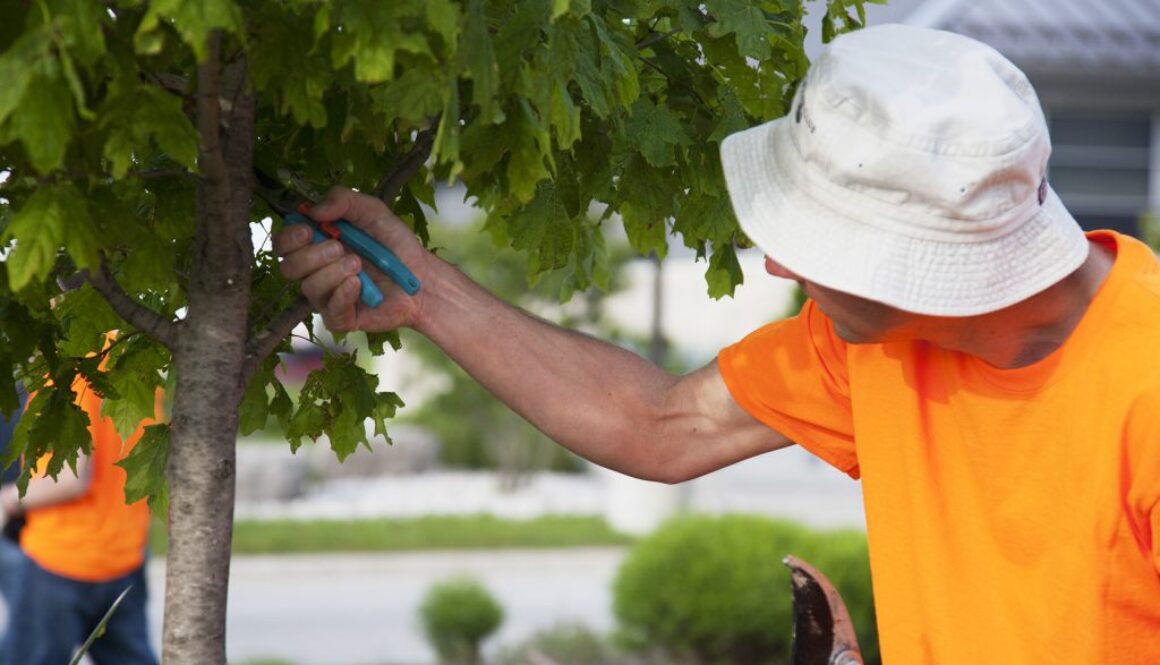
612, 514, 878, 665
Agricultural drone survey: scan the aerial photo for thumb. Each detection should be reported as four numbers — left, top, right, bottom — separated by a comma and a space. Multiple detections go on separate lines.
308, 186, 356, 222
309, 187, 408, 248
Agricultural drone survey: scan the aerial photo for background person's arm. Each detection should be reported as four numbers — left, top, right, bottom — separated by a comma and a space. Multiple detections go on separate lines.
276, 189, 792, 483
0, 453, 93, 520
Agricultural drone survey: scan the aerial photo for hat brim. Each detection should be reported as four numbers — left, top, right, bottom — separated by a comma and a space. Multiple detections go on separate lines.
720, 119, 1090, 317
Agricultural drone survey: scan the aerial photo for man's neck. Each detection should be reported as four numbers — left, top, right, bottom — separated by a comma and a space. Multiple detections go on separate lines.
943, 240, 1116, 369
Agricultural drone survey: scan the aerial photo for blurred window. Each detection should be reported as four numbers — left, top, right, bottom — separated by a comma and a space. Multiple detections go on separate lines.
1048, 111, 1153, 237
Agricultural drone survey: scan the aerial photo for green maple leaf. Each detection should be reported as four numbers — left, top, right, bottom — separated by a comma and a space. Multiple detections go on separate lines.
116, 424, 170, 515
434, 84, 463, 179
21, 384, 91, 486
0, 28, 50, 127
460, 0, 503, 123
706, 242, 744, 298
426, 0, 463, 48
374, 67, 450, 126
44, 0, 107, 66
331, 1, 431, 83
135, 0, 244, 60
366, 331, 403, 355
628, 98, 692, 168
5, 74, 75, 174
55, 287, 122, 358
705, 0, 773, 59
504, 101, 552, 203
550, 18, 611, 117
3, 185, 101, 291
372, 392, 406, 441
488, 183, 577, 278
99, 85, 200, 179
616, 158, 675, 258
239, 372, 273, 437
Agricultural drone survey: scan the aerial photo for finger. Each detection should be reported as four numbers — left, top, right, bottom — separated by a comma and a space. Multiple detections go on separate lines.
278, 238, 347, 281
298, 254, 362, 306
272, 224, 314, 257
310, 187, 387, 224
320, 275, 364, 333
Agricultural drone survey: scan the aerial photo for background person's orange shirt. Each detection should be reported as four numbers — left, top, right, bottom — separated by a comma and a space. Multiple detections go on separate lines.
719, 231, 1160, 664
20, 380, 152, 582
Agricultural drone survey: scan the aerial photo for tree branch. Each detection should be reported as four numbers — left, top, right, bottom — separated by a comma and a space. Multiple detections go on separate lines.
638, 56, 714, 112
197, 33, 228, 188
142, 71, 190, 98
635, 28, 681, 50
242, 297, 313, 384
127, 168, 196, 181
86, 267, 179, 350
373, 126, 436, 204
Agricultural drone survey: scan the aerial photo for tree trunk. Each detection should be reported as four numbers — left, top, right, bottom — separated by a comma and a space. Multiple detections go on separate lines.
161, 36, 256, 665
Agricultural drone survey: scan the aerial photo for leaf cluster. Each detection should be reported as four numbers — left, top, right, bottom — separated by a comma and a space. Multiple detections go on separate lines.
0, 0, 877, 506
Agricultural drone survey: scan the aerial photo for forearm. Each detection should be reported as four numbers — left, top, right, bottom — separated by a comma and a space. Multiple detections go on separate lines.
413, 256, 681, 478
411, 256, 790, 482
0, 455, 92, 517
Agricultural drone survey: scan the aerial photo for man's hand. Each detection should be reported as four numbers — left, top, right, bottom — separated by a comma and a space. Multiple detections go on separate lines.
273, 187, 430, 333
274, 185, 792, 483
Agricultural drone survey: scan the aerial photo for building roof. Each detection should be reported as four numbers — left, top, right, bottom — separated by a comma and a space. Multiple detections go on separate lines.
907, 0, 1160, 78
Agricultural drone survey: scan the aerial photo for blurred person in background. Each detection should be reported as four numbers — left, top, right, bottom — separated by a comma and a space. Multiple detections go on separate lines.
0, 271, 158, 665
0, 384, 26, 640
0, 374, 157, 665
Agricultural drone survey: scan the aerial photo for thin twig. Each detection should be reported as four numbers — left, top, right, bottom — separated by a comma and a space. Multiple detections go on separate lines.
242, 297, 313, 384
143, 71, 190, 98
86, 266, 179, 350
638, 56, 714, 111
373, 127, 436, 204
126, 168, 195, 181
635, 28, 681, 50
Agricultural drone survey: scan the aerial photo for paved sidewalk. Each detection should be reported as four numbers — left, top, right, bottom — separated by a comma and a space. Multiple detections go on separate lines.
148, 548, 627, 665
147, 447, 864, 664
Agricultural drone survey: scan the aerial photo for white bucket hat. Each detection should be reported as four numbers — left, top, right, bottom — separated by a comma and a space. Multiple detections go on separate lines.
720, 24, 1089, 316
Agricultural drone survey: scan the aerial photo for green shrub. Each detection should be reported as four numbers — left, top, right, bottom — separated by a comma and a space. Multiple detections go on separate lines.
494, 622, 617, 665
612, 514, 878, 665
419, 576, 505, 665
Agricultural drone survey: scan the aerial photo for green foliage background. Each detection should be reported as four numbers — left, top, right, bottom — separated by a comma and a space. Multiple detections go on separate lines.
0, 0, 878, 499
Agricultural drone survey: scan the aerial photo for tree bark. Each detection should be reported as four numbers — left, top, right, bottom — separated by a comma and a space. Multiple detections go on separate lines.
160, 33, 256, 665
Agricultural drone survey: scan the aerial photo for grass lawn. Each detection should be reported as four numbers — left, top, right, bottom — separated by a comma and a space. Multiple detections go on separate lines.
150, 514, 633, 556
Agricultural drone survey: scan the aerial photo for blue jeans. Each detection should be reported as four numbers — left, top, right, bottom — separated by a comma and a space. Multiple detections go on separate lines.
0, 538, 25, 643
0, 557, 157, 665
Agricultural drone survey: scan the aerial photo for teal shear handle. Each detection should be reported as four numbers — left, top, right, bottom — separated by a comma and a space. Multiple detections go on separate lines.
284, 212, 422, 307
326, 217, 422, 296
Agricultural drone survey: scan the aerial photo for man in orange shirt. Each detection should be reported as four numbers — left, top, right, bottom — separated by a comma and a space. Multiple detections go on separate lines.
0, 380, 156, 665
274, 24, 1159, 665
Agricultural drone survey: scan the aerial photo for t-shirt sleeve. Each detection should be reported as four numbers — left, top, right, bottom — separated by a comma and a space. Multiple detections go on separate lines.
717, 299, 859, 477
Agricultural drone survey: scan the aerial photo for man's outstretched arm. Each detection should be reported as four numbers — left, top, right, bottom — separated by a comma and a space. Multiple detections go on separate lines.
275, 188, 792, 483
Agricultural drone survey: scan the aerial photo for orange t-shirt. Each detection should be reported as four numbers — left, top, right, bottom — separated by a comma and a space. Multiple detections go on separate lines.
719, 231, 1160, 664
21, 380, 152, 582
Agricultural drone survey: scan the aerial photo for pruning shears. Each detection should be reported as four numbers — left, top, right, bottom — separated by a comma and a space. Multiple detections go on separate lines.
252, 168, 421, 308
